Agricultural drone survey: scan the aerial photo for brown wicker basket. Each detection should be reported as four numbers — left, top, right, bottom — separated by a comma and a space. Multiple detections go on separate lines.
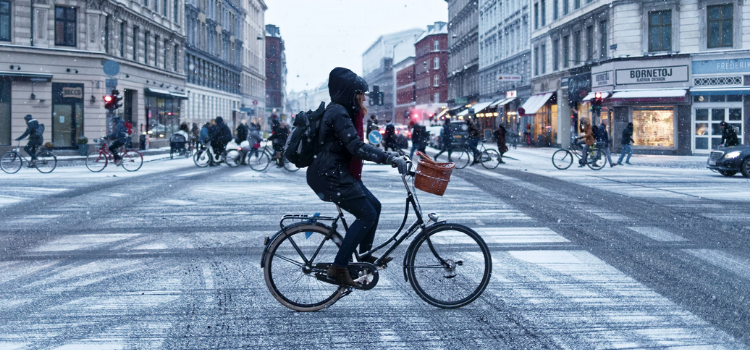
414, 151, 455, 196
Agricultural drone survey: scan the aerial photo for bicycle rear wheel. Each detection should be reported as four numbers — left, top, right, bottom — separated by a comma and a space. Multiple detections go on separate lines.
121, 150, 144, 172
193, 149, 210, 167
283, 156, 300, 172
35, 151, 57, 173
225, 150, 242, 167
85, 151, 107, 172
0, 152, 22, 174
587, 150, 606, 170
406, 224, 492, 309
453, 150, 472, 169
552, 149, 574, 170
264, 224, 344, 312
480, 149, 501, 169
247, 150, 270, 171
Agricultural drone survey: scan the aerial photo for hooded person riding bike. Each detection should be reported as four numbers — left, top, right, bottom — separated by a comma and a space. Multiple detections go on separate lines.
307, 67, 407, 288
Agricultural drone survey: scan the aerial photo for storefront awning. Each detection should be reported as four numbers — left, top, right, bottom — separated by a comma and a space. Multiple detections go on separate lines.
519, 92, 554, 115
582, 91, 611, 101
490, 97, 516, 107
690, 87, 750, 95
610, 89, 687, 102
145, 88, 173, 97
0, 71, 53, 82
457, 109, 469, 117
469, 101, 493, 113
170, 91, 188, 99
435, 108, 450, 119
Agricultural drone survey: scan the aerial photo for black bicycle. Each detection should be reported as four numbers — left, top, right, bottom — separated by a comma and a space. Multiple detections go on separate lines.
261, 155, 492, 311
1, 141, 57, 174
551, 141, 606, 170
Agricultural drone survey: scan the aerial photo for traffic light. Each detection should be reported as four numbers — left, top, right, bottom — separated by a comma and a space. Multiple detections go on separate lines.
592, 91, 603, 112
368, 91, 375, 106
377, 91, 384, 106
103, 94, 114, 111
104, 89, 123, 111
112, 89, 123, 110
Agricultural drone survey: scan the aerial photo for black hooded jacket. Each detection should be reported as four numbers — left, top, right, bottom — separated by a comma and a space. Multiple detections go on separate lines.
306, 67, 389, 202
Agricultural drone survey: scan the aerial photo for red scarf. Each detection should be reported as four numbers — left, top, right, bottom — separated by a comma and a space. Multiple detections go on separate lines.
349, 110, 365, 181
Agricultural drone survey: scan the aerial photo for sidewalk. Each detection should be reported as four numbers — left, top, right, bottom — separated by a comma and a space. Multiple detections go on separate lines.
51, 147, 173, 166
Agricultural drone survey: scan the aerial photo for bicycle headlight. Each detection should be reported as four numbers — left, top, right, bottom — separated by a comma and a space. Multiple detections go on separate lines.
724, 151, 741, 159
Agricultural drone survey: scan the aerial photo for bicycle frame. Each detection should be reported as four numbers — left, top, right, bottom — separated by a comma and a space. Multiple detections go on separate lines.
9, 141, 49, 162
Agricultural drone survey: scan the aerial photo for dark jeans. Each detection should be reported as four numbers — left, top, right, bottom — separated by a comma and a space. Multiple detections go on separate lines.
434, 144, 453, 161
334, 182, 382, 267
467, 138, 480, 158
211, 141, 227, 161
109, 140, 124, 160
24, 140, 41, 160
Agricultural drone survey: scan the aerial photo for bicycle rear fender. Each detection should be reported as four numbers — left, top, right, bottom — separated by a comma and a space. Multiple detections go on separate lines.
402, 221, 463, 282
259, 221, 335, 269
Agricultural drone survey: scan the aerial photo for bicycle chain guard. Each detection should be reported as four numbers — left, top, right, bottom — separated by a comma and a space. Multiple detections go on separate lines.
313, 262, 379, 291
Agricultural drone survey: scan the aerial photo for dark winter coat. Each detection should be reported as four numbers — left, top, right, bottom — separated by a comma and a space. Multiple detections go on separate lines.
17, 119, 43, 145
199, 126, 210, 143
467, 119, 481, 139
598, 124, 609, 146
384, 123, 396, 142
307, 67, 389, 203
236, 123, 249, 142
108, 119, 128, 144
440, 123, 453, 148
411, 125, 423, 145
269, 124, 289, 145
209, 120, 232, 145
722, 126, 740, 147
494, 125, 507, 153
621, 126, 634, 145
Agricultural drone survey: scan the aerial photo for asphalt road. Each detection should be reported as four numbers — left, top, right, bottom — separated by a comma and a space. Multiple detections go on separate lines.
1, 152, 749, 349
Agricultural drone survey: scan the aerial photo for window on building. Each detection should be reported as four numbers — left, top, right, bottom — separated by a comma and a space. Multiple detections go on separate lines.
563, 0, 568, 15
553, 0, 558, 20
174, 45, 178, 71
597, 21, 607, 59
573, 30, 580, 65
144, 31, 150, 65
54, 6, 77, 47
434, 92, 440, 102
133, 26, 139, 61
120, 22, 125, 57
708, 4, 732, 48
154, 35, 160, 67
433, 75, 440, 87
563, 35, 569, 68
541, 0, 546, 25
648, 10, 671, 51
164, 40, 168, 69
574, 0, 580, 9
541, 44, 546, 74
534, 46, 539, 75
162, 0, 167, 16
434, 40, 439, 50
104, 16, 110, 53
534, 3, 539, 29
144, 0, 148, 7
632, 107, 674, 147
0, 0, 9, 41
154, 0, 158, 13
174, 0, 179, 23
433, 57, 439, 69
586, 26, 593, 61
553, 39, 559, 70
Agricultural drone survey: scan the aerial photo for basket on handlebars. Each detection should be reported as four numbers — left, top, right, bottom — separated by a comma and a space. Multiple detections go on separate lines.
414, 151, 455, 196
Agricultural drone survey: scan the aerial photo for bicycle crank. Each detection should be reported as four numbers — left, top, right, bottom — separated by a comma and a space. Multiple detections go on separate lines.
313, 262, 379, 290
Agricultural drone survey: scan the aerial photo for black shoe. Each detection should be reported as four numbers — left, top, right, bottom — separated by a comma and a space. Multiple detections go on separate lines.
362, 255, 393, 266
327, 265, 361, 288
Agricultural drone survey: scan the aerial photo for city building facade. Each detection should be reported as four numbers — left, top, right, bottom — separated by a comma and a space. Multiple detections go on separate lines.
241, 0, 266, 127
446, 0, 479, 108
0, 0, 187, 151
265, 24, 286, 121
414, 22, 449, 125
393, 57, 416, 125
184, 0, 244, 133
286, 80, 330, 115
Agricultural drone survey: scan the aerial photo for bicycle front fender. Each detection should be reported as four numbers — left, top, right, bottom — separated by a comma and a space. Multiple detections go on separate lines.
259, 221, 334, 269
401, 221, 463, 282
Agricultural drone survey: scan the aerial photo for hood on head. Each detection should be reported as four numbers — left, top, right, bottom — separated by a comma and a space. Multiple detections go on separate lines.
215, 117, 224, 124
328, 67, 368, 113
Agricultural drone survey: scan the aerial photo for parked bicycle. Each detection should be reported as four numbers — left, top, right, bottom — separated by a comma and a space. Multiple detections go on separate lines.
0, 141, 57, 174
246, 140, 299, 172
85, 138, 144, 172
193, 142, 242, 168
261, 154, 492, 312
551, 142, 606, 170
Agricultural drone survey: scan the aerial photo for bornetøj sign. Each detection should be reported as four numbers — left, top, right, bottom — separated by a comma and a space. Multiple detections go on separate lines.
616, 65, 689, 85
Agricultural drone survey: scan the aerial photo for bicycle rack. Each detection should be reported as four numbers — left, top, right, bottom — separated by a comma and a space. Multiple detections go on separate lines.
279, 213, 339, 231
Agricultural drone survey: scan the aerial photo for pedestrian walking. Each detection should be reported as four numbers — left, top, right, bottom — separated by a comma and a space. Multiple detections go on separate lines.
236, 119, 249, 144
598, 120, 617, 167
383, 118, 396, 151
466, 117, 482, 165
494, 124, 507, 164
409, 122, 424, 159
434, 118, 453, 161
616, 122, 634, 165
720, 121, 740, 147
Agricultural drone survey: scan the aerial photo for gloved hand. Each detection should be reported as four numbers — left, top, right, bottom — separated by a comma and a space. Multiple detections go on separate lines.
388, 155, 408, 175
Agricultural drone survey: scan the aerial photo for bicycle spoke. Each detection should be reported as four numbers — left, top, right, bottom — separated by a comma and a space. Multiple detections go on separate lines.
272, 254, 305, 267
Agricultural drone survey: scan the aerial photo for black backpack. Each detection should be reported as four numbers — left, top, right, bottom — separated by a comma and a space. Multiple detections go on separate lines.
35, 123, 45, 137
284, 102, 327, 168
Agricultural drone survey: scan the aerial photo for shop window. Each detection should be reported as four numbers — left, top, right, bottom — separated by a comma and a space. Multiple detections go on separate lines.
648, 11, 671, 52
693, 94, 709, 103
632, 107, 673, 147
727, 95, 743, 102
708, 4, 733, 48
54, 6, 77, 47
0, 0, 9, 41
710, 95, 725, 102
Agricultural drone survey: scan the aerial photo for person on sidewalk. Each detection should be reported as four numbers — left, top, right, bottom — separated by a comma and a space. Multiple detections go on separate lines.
409, 121, 423, 159
434, 118, 453, 161
598, 120, 617, 167
576, 118, 595, 167
720, 121, 740, 147
494, 124, 508, 164
616, 122, 634, 165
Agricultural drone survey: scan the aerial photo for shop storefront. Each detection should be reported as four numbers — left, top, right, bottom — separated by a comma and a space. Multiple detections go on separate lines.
591, 57, 692, 155
52, 83, 85, 148
145, 88, 185, 140
519, 91, 556, 146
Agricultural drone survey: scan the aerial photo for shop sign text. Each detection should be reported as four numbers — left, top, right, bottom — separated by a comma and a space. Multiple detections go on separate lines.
693, 58, 750, 75
592, 71, 613, 88
506, 90, 517, 98
61, 87, 83, 99
616, 65, 688, 85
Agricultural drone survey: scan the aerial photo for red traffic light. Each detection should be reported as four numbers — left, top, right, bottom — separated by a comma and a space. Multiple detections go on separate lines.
594, 92, 602, 99
103, 95, 113, 102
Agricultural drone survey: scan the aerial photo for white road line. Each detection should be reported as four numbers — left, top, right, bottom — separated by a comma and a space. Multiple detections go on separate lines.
628, 227, 687, 242
685, 249, 750, 281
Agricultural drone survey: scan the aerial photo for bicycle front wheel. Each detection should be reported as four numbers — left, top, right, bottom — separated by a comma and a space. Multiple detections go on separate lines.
406, 224, 492, 309
587, 150, 606, 170
0, 152, 22, 174
453, 150, 472, 169
35, 151, 57, 173
121, 150, 144, 172
247, 151, 270, 171
193, 149, 210, 167
85, 151, 107, 172
264, 224, 344, 312
283, 157, 300, 172
552, 149, 574, 170
225, 150, 242, 167
480, 149, 501, 169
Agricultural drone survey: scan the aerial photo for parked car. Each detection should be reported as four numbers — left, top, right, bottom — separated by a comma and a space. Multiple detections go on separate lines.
706, 145, 750, 177
449, 121, 469, 147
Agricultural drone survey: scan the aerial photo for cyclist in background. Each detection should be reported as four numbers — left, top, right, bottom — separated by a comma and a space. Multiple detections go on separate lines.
466, 117, 482, 165
576, 118, 595, 167
106, 115, 128, 166
15, 114, 43, 167
434, 118, 453, 161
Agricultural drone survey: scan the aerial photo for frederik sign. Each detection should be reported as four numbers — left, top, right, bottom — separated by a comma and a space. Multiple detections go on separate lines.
616, 65, 688, 85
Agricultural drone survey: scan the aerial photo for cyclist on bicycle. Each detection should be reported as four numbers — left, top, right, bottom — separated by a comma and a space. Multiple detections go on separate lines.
307, 67, 407, 288
106, 115, 128, 166
576, 117, 595, 167
15, 114, 43, 167
209, 117, 232, 166
466, 116, 482, 165
269, 121, 290, 167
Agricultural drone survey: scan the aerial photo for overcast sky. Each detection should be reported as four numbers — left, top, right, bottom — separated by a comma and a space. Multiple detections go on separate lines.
265, 0, 448, 93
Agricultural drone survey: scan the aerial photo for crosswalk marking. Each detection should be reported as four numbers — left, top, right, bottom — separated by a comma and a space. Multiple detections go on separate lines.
628, 226, 687, 242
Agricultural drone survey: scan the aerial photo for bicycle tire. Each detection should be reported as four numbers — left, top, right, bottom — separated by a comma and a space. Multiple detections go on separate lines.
193, 149, 210, 168
121, 150, 144, 172
264, 224, 344, 312
0, 152, 22, 174
35, 151, 57, 174
247, 151, 270, 171
225, 150, 242, 167
552, 149, 574, 170
283, 156, 300, 172
453, 150, 472, 169
406, 224, 492, 309
587, 150, 606, 170
85, 150, 107, 172
480, 149, 501, 169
